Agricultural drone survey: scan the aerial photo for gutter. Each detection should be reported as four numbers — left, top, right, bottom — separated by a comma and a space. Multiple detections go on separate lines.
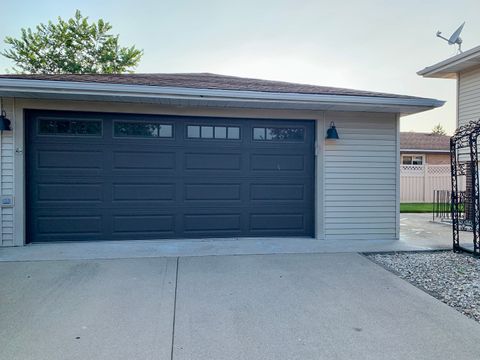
0, 78, 445, 111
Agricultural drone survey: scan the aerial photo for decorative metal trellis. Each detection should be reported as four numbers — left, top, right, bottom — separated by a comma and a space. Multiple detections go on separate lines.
450, 119, 480, 255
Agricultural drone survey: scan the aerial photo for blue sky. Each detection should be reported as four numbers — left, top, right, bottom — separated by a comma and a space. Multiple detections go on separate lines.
1, 0, 479, 134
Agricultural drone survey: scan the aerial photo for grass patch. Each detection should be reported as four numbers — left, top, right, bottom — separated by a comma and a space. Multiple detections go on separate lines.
400, 203, 434, 213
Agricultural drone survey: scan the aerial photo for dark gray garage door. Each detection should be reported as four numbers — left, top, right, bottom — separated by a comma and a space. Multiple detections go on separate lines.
26, 110, 315, 242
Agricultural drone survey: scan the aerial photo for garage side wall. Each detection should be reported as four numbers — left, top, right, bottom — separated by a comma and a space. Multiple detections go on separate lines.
0, 98, 15, 246
324, 111, 398, 240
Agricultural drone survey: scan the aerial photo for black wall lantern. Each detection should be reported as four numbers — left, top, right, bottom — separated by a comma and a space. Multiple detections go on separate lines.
0, 98, 11, 132
0, 110, 11, 132
326, 121, 339, 140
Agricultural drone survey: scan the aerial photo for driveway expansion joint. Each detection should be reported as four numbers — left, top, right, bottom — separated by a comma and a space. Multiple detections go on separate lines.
171, 257, 179, 360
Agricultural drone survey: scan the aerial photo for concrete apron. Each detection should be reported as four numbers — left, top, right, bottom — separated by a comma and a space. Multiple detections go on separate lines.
1, 253, 480, 360
1, 213, 464, 262
0, 237, 450, 262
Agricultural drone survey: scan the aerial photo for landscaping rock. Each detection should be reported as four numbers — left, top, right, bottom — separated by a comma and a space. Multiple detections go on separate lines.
367, 251, 480, 323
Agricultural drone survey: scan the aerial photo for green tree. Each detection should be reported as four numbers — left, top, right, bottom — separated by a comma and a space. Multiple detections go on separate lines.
2, 10, 143, 74
431, 123, 447, 136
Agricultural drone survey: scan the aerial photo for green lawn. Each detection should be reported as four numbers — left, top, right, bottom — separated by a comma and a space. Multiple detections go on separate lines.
400, 203, 434, 213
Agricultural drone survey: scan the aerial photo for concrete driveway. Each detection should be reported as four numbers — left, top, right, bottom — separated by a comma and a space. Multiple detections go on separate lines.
2, 253, 480, 360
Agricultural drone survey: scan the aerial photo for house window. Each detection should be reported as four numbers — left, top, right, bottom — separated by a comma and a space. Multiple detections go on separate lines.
402, 155, 424, 165
187, 125, 240, 139
39, 119, 102, 136
113, 121, 173, 138
253, 127, 305, 141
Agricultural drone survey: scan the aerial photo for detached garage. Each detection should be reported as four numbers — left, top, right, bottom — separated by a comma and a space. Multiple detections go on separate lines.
0, 73, 442, 246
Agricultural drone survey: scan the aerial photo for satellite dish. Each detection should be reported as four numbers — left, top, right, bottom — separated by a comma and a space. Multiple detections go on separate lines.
436, 22, 465, 52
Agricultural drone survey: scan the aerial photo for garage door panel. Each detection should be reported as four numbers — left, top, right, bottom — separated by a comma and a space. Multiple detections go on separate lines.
184, 153, 241, 170
113, 151, 176, 170
250, 183, 305, 201
113, 214, 175, 236
37, 215, 103, 235
112, 183, 176, 202
250, 153, 305, 172
32, 209, 105, 242
36, 149, 103, 171
36, 183, 103, 202
26, 110, 315, 242
250, 213, 305, 231
30, 177, 106, 208
183, 213, 242, 233
184, 183, 241, 201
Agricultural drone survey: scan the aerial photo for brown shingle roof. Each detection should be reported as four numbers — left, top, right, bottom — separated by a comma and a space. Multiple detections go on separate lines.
0, 72, 425, 99
400, 132, 450, 151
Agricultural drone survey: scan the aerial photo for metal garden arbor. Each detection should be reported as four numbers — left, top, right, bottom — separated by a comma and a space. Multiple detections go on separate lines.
450, 119, 480, 255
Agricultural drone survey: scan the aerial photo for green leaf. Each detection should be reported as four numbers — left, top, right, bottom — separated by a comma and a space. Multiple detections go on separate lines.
1, 9, 143, 74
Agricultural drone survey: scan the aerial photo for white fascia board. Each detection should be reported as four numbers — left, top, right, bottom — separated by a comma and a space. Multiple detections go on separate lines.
418, 45, 480, 78
0, 78, 445, 114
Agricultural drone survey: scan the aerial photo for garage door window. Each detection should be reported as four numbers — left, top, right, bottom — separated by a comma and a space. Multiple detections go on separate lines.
114, 121, 173, 138
187, 125, 240, 140
253, 127, 304, 141
39, 119, 102, 136
227, 127, 240, 139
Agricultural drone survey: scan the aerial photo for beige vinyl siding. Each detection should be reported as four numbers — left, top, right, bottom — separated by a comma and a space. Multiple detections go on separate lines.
0, 98, 14, 246
324, 111, 397, 240
458, 66, 480, 128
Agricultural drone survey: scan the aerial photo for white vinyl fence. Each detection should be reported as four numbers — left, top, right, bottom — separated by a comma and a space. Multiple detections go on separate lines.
400, 164, 465, 203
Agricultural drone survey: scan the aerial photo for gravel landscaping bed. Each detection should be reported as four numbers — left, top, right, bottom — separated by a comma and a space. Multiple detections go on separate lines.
367, 251, 480, 323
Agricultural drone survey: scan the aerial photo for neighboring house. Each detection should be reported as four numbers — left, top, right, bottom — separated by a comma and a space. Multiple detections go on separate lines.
0, 73, 442, 246
418, 46, 480, 245
419, 46, 480, 206
418, 45, 480, 129
400, 132, 450, 166
399, 132, 451, 203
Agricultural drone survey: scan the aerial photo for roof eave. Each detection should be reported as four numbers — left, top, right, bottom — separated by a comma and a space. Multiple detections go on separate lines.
0, 78, 445, 115
400, 148, 450, 153
418, 45, 480, 78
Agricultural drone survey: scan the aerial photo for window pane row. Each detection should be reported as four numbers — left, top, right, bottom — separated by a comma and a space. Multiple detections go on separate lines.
187, 125, 240, 139
39, 121, 306, 142
39, 119, 102, 136
114, 122, 173, 138
253, 127, 304, 141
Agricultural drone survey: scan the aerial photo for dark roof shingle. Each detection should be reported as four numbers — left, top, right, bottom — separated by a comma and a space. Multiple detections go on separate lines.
400, 132, 450, 151
0, 72, 424, 99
